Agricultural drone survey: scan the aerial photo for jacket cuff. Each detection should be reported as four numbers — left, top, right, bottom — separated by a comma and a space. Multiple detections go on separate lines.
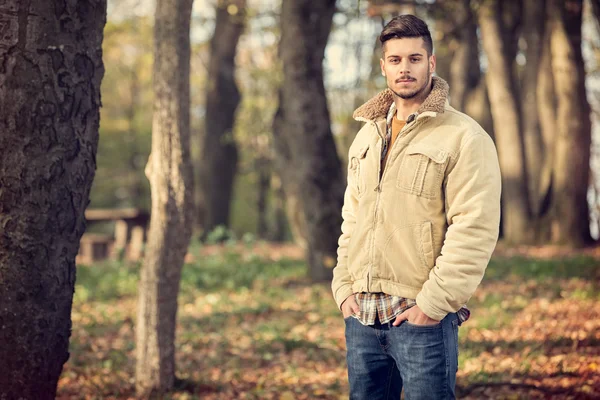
334, 285, 354, 310
416, 292, 449, 321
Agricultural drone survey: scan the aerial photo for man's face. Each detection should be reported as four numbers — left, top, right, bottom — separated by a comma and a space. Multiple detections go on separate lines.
380, 37, 436, 100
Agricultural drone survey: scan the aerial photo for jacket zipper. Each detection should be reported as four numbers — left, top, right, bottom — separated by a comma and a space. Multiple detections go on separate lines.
367, 117, 425, 292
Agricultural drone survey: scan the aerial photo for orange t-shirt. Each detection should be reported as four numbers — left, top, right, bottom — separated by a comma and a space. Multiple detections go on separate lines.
381, 116, 406, 173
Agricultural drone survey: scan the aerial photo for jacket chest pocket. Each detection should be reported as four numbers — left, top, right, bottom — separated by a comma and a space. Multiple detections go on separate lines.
397, 144, 449, 199
349, 145, 370, 197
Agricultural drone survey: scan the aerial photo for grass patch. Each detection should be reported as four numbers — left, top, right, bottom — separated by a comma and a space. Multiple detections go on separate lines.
486, 255, 600, 281
74, 260, 140, 302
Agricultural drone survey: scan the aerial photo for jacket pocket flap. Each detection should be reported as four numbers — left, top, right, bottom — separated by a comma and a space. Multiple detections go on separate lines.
358, 145, 369, 159
406, 144, 448, 164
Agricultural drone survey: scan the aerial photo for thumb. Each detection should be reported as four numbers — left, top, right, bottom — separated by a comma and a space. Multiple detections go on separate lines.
352, 302, 360, 314
392, 311, 407, 326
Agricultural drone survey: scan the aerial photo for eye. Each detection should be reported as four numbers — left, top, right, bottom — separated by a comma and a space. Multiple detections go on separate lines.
410, 57, 421, 63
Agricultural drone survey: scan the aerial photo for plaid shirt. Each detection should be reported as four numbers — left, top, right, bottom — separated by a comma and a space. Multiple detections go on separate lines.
351, 292, 470, 326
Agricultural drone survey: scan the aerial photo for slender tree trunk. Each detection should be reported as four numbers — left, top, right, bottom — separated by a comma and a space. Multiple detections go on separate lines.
432, 1, 493, 139
201, 0, 246, 235
478, 0, 532, 243
135, 0, 194, 395
590, 0, 600, 24
464, 80, 494, 139
256, 157, 271, 239
536, 15, 557, 240
499, 0, 522, 68
548, 0, 592, 245
273, 0, 344, 281
522, 0, 546, 220
0, 1, 106, 397
448, 0, 479, 112
270, 176, 287, 242
284, 185, 308, 248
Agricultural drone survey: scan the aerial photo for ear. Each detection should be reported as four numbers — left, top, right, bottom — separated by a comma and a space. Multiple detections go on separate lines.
380, 58, 385, 76
429, 54, 436, 76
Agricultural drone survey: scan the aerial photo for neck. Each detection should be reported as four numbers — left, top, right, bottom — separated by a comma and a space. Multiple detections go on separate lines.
393, 79, 433, 120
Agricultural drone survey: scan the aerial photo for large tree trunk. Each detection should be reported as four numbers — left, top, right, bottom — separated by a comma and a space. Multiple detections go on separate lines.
201, 0, 246, 235
478, 0, 532, 243
548, 0, 592, 245
0, 1, 106, 397
135, 0, 194, 395
272, 0, 344, 282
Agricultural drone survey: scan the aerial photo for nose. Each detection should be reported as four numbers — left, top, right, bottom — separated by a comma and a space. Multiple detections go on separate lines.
399, 59, 410, 74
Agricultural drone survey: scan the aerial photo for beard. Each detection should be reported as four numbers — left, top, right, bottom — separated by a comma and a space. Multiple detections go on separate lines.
390, 66, 431, 100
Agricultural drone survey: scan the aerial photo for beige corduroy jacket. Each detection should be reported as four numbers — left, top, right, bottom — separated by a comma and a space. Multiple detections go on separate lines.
331, 77, 501, 321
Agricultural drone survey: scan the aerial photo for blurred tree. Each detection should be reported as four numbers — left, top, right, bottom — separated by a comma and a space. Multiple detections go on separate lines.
200, 0, 247, 236
0, 0, 106, 398
93, 17, 154, 211
273, 0, 344, 281
367, 0, 416, 16
135, 0, 194, 395
479, 0, 532, 243
521, 0, 547, 222
479, 0, 592, 246
548, 0, 591, 244
235, 24, 285, 239
329, 1, 383, 166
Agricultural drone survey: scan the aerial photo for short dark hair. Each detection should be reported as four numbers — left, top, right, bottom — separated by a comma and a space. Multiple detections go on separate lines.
379, 15, 433, 56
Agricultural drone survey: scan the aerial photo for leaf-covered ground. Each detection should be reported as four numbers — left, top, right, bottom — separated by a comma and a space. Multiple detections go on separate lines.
57, 242, 600, 399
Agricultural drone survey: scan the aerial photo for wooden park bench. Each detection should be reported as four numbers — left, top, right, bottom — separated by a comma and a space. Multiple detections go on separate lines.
77, 208, 150, 264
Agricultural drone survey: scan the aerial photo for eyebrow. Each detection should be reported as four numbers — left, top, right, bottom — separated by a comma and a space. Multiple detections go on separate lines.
386, 53, 424, 59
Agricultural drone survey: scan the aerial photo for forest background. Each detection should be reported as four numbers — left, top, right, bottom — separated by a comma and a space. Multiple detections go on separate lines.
1, 0, 600, 399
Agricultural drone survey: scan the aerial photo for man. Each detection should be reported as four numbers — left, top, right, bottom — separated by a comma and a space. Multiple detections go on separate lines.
331, 15, 501, 400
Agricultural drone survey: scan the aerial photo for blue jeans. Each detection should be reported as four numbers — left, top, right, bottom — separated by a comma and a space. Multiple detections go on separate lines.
345, 312, 459, 400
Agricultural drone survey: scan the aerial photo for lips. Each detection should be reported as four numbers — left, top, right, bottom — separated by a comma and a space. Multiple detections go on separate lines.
396, 78, 415, 83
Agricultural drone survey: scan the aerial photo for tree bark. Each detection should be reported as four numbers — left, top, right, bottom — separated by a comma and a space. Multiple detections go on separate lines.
272, 0, 344, 282
201, 0, 246, 235
478, 0, 532, 243
135, 0, 194, 395
548, 0, 592, 245
0, 1, 106, 397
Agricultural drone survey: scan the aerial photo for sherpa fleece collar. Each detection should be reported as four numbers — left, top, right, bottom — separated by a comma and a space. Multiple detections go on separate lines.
352, 76, 449, 122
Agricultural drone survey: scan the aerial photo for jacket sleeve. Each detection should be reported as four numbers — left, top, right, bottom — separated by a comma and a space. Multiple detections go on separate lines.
416, 132, 501, 321
331, 149, 360, 310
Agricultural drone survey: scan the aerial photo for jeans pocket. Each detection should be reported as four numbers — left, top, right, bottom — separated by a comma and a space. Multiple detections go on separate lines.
403, 321, 442, 329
